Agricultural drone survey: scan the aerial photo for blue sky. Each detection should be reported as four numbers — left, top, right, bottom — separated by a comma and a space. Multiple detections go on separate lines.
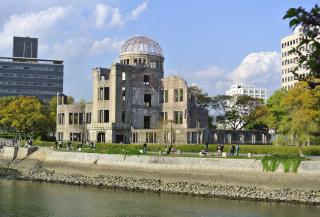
0, 0, 318, 100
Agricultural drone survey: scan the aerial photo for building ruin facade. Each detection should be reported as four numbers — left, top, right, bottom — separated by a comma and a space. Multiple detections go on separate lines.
56, 36, 208, 144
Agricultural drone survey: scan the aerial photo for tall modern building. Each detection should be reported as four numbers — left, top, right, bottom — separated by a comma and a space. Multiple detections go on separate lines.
280, 27, 318, 90
226, 84, 267, 101
13, 36, 38, 58
56, 36, 208, 144
0, 36, 63, 102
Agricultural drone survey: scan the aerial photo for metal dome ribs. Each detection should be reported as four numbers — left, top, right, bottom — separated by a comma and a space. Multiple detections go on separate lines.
120, 36, 163, 57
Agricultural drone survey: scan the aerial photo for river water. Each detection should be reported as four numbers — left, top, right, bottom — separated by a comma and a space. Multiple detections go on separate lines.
0, 179, 319, 217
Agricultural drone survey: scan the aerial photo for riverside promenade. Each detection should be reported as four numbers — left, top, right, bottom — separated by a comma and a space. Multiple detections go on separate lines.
1, 146, 320, 204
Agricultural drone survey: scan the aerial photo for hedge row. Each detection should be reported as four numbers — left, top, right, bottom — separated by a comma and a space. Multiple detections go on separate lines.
25, 141, 320, 156
0, 133, 18, 139
97, 143, 320, 156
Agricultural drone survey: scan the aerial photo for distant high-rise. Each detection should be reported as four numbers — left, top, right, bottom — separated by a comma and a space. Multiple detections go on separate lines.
226, 84, 267, 101
280, 28, 320, 90
0, 36, 63, 103
13, 36, 38, 58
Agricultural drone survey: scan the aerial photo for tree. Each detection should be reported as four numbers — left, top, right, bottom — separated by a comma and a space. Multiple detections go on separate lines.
258, 83, 320, 150
189, 86, 215, 128
1, 96, 49, 139
67, 96, 75, 104
211, 95, 263, 131
188, 86, 212, 108
263, 90, 288, 134
280, 82, 320, 150
0, 96, 16, 130
283, 5, 320, 88
245, 105, 268, 131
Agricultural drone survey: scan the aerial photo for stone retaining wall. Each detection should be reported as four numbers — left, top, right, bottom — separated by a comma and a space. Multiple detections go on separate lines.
1, 146, 320, 174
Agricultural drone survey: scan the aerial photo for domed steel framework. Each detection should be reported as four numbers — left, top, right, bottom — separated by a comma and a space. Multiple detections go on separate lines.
120, 36, 163, 57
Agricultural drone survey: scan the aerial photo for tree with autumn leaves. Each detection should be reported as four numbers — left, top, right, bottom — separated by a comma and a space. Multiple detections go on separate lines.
0, 96, 62, 139
256, 82, 320, 150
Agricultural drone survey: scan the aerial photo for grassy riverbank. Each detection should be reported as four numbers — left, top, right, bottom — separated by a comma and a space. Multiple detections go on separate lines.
22, 140, 320, 156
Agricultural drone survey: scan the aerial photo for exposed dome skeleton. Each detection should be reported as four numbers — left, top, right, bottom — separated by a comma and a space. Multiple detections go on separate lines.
120, 36, 163, 57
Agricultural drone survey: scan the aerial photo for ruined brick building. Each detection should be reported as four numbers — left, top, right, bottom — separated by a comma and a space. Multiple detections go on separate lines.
56, 36, 208, 144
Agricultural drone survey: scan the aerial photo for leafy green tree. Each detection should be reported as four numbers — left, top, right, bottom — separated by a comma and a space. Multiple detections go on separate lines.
189, 86, 212, 108
0, 96, 16, 130
264, 90, 288, 134
280, 82, 320, 151
283, 5, 320, 88
211, 95, 263, 130
189, 86, 215, 128
1, 96, 49, 139
67, 96, 75, 104
245, 105, 268, 131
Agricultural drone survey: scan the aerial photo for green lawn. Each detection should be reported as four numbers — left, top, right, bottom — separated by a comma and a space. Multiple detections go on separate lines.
25, 141, 320, 156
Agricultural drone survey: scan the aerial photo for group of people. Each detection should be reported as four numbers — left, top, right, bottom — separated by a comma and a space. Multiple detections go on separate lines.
230, 144, 240, 156
216, 144, 225, 156
26, 138, 33, 147
204, 143, 240, 157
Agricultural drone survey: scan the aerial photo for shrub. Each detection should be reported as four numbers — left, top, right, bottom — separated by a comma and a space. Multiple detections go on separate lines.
261, 155, 303, 173
0, 133, 18, 139
96, 143, 142, 155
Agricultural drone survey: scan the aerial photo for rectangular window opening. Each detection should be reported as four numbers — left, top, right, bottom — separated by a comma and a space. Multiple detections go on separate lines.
99, 87, 104, 100
104, 87, 109, 100
69, 113, 73, 124
174, 111, 183, 124
104, 110, 109, 123
144, 116, 151, 129
144, 94, 151, 107
122, 110, 125, 122
144, 75, 150, 85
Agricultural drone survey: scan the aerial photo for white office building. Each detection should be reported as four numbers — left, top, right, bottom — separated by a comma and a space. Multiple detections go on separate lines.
226, 84, 267, 101
280, 27, 319, 90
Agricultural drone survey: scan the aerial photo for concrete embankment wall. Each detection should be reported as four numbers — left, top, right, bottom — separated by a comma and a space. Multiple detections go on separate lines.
2, 146, 320, 204
1, 146, 320, 175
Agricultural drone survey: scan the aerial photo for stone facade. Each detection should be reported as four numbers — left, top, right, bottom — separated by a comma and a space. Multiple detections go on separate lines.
56, 36, 208, 144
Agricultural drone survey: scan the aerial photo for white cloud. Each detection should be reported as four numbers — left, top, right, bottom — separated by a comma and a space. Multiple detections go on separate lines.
51, 38, 91, 60
94, 1, 148, 28
176, 51, 281, 97
128, 1, 148, 20
229, 52, 281, 93
94, 4, 123, 28
171, 65, 228, 96
90, 37, 124, 55
0, 6, 72, 53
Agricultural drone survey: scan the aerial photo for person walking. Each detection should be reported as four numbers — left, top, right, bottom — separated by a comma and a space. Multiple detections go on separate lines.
143, 142, 147, 154
235, 144, 240, 156
230, 145, 235, 156
216, 144, 221, 157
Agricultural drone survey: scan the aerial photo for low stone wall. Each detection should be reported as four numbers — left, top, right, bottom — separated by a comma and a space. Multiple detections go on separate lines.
0, 146, 17, 161
1, 146, 320, 174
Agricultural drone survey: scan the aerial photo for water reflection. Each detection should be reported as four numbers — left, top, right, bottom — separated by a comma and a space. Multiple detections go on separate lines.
0, 179, 319, 217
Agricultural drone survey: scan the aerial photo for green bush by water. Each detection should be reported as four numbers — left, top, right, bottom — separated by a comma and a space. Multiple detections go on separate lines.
261, 155, 303, 173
